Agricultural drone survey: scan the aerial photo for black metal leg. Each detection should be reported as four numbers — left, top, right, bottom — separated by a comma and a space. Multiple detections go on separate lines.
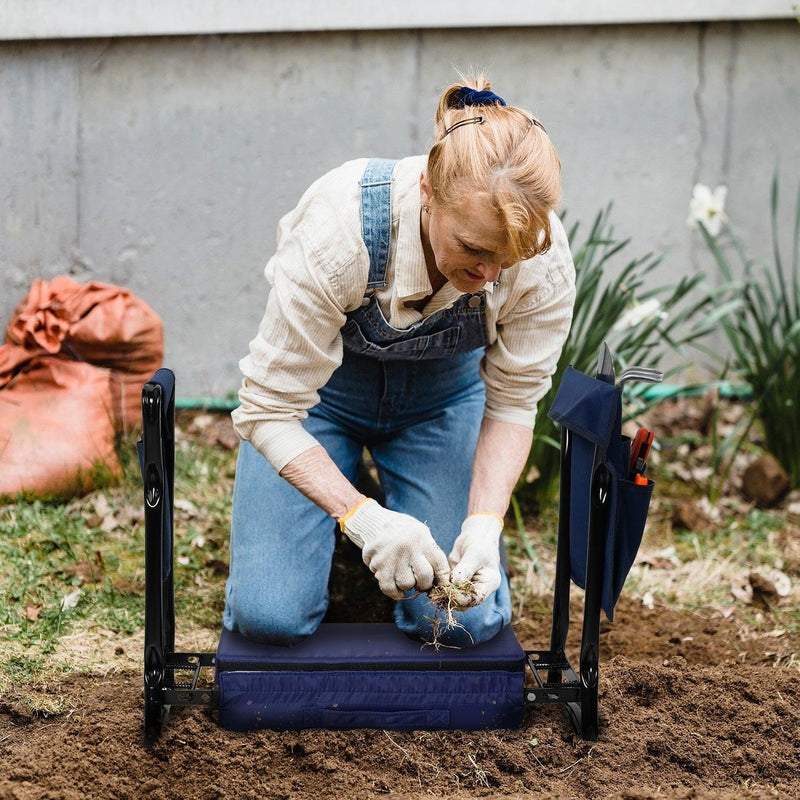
548, 428, 572, 683
140, 372, 217, 748
578, 462, 611, 741
163, 388, 176, 687
142, 382, 168, 747
527, 347, 651, 742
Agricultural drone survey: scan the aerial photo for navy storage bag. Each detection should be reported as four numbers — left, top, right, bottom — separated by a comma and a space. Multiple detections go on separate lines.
548, 366, 653, 620
216, 623, 525, 731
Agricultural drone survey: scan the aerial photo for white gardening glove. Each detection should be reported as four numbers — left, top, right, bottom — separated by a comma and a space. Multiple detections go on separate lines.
448, 513, 503, 607
339, 499, 450, 600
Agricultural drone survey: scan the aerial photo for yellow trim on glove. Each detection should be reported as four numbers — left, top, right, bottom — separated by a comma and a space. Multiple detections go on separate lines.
466, 511, 505, 527
338, 497, 372, 533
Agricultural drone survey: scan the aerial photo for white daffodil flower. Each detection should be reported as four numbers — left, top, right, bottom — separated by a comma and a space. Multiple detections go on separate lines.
687, 183, 728, 237
612, 297, 668, 331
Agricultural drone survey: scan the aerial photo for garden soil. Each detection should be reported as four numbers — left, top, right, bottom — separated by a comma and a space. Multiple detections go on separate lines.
2, 592, 798, 800
2, 398, 799, 799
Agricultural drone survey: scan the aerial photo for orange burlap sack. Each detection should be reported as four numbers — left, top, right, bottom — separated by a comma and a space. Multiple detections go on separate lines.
0, 276, 163, 498
3, 276, 163, 434
0, 358, 122, 497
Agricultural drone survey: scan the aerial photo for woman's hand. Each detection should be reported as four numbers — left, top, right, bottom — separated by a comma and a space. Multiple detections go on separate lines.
448, 513, 503, 606
340, 499, 451, 600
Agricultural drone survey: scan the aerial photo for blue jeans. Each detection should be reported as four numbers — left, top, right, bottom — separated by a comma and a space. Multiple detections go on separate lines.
223, 349, 512, 647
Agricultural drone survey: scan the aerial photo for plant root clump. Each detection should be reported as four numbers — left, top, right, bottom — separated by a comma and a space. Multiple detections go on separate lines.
425, 580, 478, 649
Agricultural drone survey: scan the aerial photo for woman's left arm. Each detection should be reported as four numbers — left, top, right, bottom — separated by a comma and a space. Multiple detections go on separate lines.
468, 417, 533, 517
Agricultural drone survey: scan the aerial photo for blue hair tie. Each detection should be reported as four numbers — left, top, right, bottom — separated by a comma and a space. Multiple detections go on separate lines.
456, 86, 507, 108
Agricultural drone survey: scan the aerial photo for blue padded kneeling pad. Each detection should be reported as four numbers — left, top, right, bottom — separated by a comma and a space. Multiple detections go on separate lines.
216, 623, 525, 731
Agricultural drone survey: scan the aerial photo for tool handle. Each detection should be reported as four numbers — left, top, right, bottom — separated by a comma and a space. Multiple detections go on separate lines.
629, 427, 654, 479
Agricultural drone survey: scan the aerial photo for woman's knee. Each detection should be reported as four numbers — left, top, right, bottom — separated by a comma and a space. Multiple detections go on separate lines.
224, 583, 327, 646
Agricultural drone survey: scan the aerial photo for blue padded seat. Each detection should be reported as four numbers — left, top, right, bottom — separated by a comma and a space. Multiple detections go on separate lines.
216, 622, 525, 731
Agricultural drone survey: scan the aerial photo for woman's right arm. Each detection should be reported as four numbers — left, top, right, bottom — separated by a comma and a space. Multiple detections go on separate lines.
232, 185, 366, 474
279, 445, 366, 520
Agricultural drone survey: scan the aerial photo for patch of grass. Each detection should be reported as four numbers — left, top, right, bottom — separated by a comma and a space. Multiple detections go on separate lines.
0, 420, 237, 681
0, 501, 111, 653
0, 653, 75, 684
673, 508, 785, 568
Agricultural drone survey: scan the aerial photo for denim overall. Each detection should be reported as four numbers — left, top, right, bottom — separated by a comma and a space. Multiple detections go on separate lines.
224, 158, 512, 647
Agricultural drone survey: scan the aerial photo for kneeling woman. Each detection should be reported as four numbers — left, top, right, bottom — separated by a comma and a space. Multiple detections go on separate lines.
225, 74, 576, 647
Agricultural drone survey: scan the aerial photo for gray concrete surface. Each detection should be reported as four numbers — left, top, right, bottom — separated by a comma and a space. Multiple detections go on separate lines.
2, 22, 798, 397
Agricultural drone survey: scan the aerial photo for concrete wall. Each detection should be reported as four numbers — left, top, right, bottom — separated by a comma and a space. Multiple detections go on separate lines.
2, 21, 798, 397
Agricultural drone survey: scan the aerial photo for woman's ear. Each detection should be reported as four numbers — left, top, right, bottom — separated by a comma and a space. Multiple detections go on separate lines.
419, 171, 433, 207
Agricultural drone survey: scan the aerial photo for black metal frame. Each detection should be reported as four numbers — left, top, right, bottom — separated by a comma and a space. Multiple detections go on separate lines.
522, 427, 610, 740
141, 378, 218, 749
140, 375, 614, 746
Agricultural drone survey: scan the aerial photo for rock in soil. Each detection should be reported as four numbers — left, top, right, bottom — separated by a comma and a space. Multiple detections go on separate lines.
671, 499, 715, 532
741, 453, 791, 507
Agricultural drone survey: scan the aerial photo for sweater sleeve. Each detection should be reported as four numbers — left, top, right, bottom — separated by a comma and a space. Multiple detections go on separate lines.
480, 216, 576, 429
232, 192, 368, 472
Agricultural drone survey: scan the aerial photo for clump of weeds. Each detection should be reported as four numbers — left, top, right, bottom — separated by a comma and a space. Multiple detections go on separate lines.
425, 580, 477, 648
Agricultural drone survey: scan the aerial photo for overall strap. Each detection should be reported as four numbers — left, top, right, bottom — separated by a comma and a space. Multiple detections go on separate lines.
359, 158, 397, 290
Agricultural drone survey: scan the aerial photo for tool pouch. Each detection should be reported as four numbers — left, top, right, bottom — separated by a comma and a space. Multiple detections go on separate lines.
549, 367, 654, 619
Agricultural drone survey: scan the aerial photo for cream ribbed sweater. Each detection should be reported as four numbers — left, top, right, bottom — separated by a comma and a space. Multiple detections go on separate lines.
232, 156, 576, 472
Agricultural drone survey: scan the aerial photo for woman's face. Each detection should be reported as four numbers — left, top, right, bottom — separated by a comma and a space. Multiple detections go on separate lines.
420, 173, 512, 294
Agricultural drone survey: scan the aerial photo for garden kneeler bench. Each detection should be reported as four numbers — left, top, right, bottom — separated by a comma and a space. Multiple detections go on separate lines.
139, 348, 657, 746
138, 369, 524, 745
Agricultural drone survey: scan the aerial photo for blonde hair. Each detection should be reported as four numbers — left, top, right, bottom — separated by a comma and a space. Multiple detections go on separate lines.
426, 72, 562, 262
